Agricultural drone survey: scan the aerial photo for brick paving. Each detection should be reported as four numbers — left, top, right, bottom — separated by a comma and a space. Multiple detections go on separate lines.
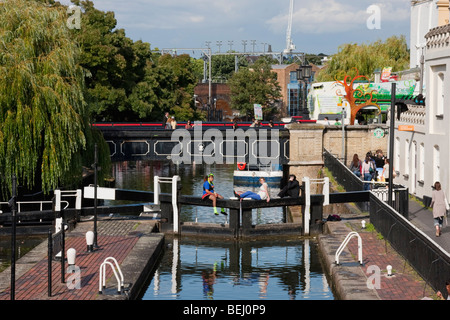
346, 229, 435, 300
0, 219, 148, 300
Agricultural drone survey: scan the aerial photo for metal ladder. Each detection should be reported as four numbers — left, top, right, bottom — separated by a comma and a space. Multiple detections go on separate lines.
99, 257, 125, 295
335, 232, 363, 265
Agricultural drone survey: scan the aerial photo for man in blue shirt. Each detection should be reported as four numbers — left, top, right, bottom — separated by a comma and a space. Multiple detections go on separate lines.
202, 173, 226, 215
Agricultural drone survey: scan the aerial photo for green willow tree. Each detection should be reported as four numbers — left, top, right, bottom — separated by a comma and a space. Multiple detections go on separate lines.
0, 0, 109, 197
315, 35, 410, 82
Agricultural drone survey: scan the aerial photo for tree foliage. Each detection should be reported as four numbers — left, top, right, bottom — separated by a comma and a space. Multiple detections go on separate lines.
0, 0, 109, 197
315, 35, 410, 82
211, 54, 249, 82
70, 0, 202, 122
228, 59, 282, 119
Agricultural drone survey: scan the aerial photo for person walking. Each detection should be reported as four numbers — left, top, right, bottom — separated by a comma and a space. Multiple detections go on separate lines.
361, 155, 375, 190
437, 279, 450, 300
185, 120, 193, 129
234, 177, 270, 202
381, 158, 395, 185
202, 174, 227, 216
170, 116, 177, 129
430, 181, 449, 237
163, 112, 170, 129
349, 154, 362, 178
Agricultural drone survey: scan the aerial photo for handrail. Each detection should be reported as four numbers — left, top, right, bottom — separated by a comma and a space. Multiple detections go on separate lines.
335, 232, 363, 265
0, 200, 69, 213
154, 176, 180, 233
99, 256, 124, 295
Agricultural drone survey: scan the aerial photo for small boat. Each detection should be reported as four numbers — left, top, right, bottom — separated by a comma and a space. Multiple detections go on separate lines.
233, 162, 283, 187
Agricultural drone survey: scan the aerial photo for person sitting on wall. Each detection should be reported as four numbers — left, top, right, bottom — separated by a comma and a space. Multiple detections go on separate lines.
277, 174, 300, 198
202, 173, 227, 216
234, 177, 270, 202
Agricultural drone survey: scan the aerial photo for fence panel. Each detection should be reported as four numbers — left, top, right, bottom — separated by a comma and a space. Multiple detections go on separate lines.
370, 193, 450, 297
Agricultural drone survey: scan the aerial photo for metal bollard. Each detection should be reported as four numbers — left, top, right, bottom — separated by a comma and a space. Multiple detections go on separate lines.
48, 229, 52, 297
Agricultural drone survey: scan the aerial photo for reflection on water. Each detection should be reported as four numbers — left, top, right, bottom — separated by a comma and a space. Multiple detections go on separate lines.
0, 236, 46, 272
110, 161, 335, 300
141, 238, 334, 300
108, 161, 285, 224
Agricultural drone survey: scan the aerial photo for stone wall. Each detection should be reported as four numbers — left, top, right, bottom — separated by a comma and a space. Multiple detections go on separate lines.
287, 123, 389, 186
323, 125, 389, 164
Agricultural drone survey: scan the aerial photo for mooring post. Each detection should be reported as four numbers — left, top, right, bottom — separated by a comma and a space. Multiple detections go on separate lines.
9, 174, 17, 301
93, 143, 99, 248
48, 229, 52, 297
302, 177, 311, 236
229, 208, 240, 239
60, 210, 65, 283
241, 209, 253, 236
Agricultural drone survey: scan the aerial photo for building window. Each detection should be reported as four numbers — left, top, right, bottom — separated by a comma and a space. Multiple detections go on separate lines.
288, 84, 300, 116
433, 145, 440, 184
437, 72, 444, 117
395, 137, 400, 175
404, 139, 410, 178
290, 71, 298, 84
419, 143, 425, 183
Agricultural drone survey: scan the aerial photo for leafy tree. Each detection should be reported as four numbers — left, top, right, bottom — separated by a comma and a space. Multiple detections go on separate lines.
69, 0, 202, 122
0, 0, 109, 197
315, 35, 410, 82
156, 54, 204, 121
211, 53, 249, 81
69, 0, 154, 121
228, 59, 282, 119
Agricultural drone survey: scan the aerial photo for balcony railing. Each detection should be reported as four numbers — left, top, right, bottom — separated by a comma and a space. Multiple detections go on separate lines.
426, 24, 450, 50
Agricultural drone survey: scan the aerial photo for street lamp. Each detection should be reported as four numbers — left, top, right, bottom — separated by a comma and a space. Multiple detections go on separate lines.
296, 65, 312, 120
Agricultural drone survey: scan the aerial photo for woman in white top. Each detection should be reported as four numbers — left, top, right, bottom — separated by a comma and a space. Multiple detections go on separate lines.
234, 178, 270, 202
381, 158, 393, 183
430, 181, 449, 237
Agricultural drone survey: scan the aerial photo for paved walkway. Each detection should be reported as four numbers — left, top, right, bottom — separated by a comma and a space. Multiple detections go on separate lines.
0, 218, 163, 300
325, 196, 447, 300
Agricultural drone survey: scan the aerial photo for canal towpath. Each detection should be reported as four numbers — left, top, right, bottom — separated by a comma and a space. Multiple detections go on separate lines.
0, 217, 164, 300
0, 196, 446, 300
319, 196, 447, 300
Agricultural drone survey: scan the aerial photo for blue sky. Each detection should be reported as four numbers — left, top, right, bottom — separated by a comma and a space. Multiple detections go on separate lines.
63, 0, 411, 55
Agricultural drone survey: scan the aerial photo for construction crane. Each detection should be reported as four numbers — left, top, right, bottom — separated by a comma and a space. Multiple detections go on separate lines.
284, 0, 296, 55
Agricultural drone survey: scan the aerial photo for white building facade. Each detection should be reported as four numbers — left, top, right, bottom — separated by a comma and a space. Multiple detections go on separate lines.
393, 0, 450, 200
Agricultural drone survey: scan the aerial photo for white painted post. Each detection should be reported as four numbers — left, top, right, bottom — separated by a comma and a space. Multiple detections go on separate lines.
303, 177, 311, 236
323, 177, 330, 206
154, 176, 160, 205
54, 189, 61, 212
75, 189, 82, 210
172, 175, 180, 233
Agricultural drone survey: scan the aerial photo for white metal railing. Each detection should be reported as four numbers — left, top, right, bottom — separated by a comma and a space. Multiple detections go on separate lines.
99, 257, 124, 295
0, 189, 81, 216
154, 176, 180, 233
302, 177, 330, 236
335, 232, 363, 266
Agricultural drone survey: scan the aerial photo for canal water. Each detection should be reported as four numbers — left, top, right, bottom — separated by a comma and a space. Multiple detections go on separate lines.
109, 160, 286, 224
141, 238, 333, 300
111, 161, 335, 300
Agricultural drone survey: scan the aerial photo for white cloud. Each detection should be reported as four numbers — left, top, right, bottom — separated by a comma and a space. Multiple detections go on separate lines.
267, 0, 410, 35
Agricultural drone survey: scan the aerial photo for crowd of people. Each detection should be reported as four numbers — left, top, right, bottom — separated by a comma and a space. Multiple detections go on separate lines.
162, 112, 276, 130
200, 173, 300, 216
349, 149, 393, 191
